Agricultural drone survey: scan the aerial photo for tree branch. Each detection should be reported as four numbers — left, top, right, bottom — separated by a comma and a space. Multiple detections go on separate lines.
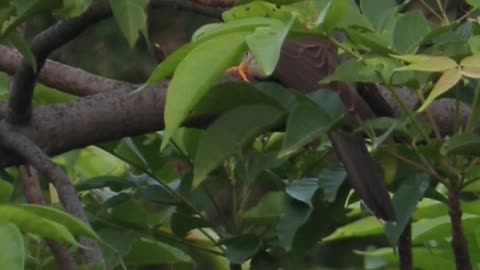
7, 0, 112, 124
19, 165, 77, 270
0, 128, 103, 264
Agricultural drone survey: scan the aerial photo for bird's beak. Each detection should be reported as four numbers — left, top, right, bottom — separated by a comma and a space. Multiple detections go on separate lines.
227, 61, 250, 82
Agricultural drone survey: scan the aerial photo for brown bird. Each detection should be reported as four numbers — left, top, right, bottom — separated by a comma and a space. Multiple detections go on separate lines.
229, 35, 396, 222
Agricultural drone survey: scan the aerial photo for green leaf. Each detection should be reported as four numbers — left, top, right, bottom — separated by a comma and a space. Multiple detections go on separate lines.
384, 174, 429, 245
467, 0, 480, 8
162, 31, 249, 149
417, 68, 462, 112
322, 58, 380, 84
243, 192, 287, 225
135, 185, 179, 204
246, 17, 293, 76
224, 234, 260, 264
468, 36, 480, 54
393, 11, 431, 53
109, 0, 148, 48
285, 178, 319, 207
54, 0, 93, 18
190, 82, 283, 118
276, 199, 311, 250
193, 104, 284, 187
317, 168, 347, 202
0, 180, 13, 202
460, 55, 480, 79
20, 204, 101, 241
0, 205, 79, 245
315, 0, 350, 32
440, 133, 480, 156
360, 0, 397, 31
281, 101, 332, 156
124, 238, 192, 265
0, 223, 24, 270
172, 128, 203, 160
144, 42, 196, 87
412, 214, 480, 243
76, 176, 132, 192
395, 56, 458, 72
322, 216, 383, 242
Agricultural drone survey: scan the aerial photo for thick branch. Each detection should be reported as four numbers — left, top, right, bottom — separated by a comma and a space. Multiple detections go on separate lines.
0, 45, 136, 96
7, 0, 112, 124
0, 128, 103, 264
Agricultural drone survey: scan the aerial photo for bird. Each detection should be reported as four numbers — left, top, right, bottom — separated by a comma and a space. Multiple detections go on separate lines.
228, 35, 397, 222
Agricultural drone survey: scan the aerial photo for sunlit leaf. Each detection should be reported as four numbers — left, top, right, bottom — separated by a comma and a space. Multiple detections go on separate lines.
0, 180, 13, 203
417, 68, 462, 112
109, 0, 149, 47
20, 204, 101, 241
162, 31, 249, 149
0, 223, 23, 270
395, 56, 457, 72
460, 55, 480, 79
322, 217, 383, 242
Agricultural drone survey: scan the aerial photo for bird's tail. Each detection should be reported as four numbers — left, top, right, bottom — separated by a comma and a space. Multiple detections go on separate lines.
329, 131, 396, 222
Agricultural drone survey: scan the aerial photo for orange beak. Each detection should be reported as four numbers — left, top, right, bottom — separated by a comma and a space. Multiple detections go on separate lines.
227, 62, 250, 82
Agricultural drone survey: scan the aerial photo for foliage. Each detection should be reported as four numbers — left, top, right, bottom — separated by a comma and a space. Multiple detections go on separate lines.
1, 0, 480, 269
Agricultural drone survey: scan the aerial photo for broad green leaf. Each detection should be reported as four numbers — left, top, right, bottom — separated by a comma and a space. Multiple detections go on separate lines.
360, 0, 397, 31
314, 0, 350, 32
109, 0, 148, 47
5, 32, 36, 71
76, 176, 132, 192
276, 199, 311, 250
0, 205, 78, 245
392, 11, 431, 53
144, 42, 196, 87
413, 215, 480, 243
172, 128, 203, 160
285, 178, 319, 207
417, 68, 462, 112
0, 223, 23, 270
384, 174, 429, 245
358, 247, 456, 270
468, 35, 480, 54
322, 59, 380, 84
460, 55, 480, 79
0, 180, 13, 202
307, 89, 344, 121
98, 229, 137, 270
390, 54, 437, 63
224, 234, 260, 264
113, 137, 150, 172
322, 216, 383, 242
162, 32, 249, 149
440, 133, 480, 156
317, 168, 347, 202
395, 56, 458, 72
190, 82, 282, 118
54, 0, 93, 18
467, 0, 480, 8
194, 18, 281, 42
345, 29, 394, 54
124, 238, 192, 265
193, 105, 284, 186
280, 100, 335, 156
20, 204, 101, 241
246, 17, 293, 76
243, 192, 287, 225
